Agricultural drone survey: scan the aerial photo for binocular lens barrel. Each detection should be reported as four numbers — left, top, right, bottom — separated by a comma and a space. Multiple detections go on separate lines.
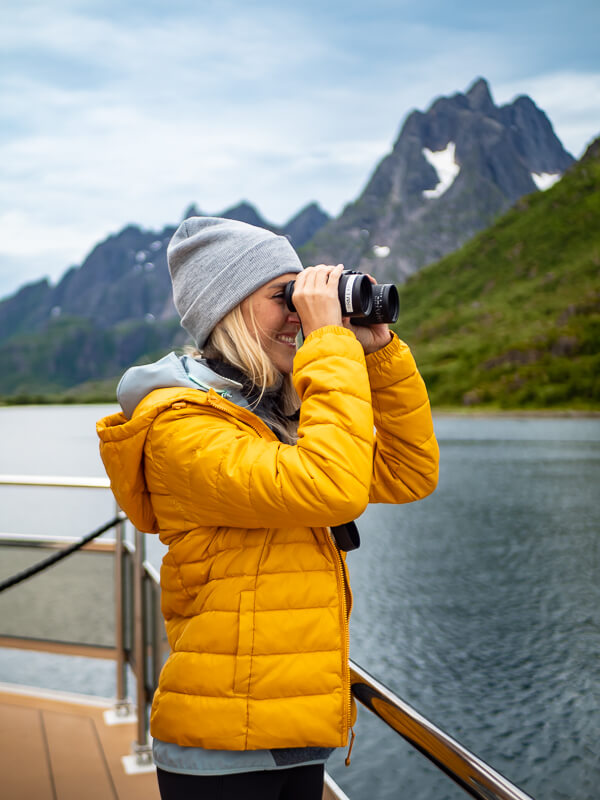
340, 273, 373, 317
284, 270, 399, 326
352, 283, 399, 327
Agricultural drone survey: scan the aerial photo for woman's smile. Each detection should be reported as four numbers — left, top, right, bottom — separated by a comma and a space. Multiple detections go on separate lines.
241, 272, 301, 374
275, 332, 298, 346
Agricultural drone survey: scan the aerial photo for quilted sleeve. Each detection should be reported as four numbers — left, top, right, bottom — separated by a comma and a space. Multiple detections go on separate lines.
365, 333, 439, 503
150, 326, 375, 529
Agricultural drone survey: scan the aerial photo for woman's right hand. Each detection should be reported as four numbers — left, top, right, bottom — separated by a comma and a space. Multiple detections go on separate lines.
291, 264, 344, 338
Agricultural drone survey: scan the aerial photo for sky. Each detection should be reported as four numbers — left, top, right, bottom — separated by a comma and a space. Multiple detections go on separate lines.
1, 0, 599, 299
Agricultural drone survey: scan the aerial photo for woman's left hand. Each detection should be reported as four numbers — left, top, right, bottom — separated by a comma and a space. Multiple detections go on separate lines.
342, 274, 393, 354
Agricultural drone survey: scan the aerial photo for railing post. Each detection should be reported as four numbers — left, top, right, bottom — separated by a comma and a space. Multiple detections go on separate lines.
113, 502, 129, 714
132, 526, 152, 765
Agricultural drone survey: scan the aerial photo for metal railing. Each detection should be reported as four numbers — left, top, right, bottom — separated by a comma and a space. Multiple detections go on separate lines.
349, 662, 533, 800
0, 475, 534, 800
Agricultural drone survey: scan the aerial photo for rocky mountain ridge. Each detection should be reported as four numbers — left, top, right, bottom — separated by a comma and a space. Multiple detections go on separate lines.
0, 201, 330, 344
300, 78, 574, 281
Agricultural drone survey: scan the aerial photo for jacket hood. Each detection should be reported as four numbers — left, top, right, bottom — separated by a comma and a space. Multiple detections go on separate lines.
117, 351, 248, 419
97, 352, 250, 532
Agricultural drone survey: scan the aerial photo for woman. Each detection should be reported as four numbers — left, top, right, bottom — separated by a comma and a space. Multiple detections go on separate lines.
97, 216, 439, 799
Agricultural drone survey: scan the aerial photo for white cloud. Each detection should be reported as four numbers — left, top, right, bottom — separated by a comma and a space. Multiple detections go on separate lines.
0, 3, 325, 103
0, 211, 100, 258
1, 2, 600, 298
0, 211, 112, 297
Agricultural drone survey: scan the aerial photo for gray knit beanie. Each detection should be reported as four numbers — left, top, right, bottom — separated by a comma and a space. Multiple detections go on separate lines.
167, 216, 304, 347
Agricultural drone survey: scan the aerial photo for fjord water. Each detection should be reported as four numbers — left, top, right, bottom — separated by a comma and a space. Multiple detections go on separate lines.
0, 406, 598, 800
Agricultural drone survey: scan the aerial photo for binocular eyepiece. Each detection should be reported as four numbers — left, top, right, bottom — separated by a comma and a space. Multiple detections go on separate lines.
284, 270, 399, 327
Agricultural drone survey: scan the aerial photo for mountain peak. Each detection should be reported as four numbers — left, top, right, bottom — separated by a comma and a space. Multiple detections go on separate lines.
183, 203, 203, 219
283, 202, 330, 247
219, 201, 277, 232
580, 135, 600, 163
465, 77, 496, 113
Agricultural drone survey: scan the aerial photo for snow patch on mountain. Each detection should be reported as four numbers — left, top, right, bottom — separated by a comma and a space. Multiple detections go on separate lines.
372, 245, 390, 258
531, 172, 561, 191
422, 142, 460, 199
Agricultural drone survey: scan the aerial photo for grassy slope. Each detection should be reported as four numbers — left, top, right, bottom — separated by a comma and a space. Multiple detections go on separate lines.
0, 314, 182, 402
395, 140, 600, 409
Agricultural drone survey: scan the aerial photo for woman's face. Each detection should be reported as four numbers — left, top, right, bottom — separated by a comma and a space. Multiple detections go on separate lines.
241, 272, 301, 375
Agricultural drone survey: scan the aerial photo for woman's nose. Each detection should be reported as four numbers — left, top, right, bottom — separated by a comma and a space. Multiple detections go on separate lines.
286, 310, 300, 325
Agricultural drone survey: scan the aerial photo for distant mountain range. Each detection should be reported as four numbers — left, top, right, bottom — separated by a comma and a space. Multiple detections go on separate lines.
184, 200, 330, 247
0, 198, 332, 397
0, 201, 330, 342
0, 77, 596, 406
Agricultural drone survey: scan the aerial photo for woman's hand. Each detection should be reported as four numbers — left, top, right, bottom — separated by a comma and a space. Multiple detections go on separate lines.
291, 264, 344, 338
343, 318, 392, 354
342, 274, 393, 354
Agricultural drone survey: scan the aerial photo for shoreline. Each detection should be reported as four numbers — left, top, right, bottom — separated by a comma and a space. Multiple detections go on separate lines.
432, 408, 600, 418
1, 401, 600, 418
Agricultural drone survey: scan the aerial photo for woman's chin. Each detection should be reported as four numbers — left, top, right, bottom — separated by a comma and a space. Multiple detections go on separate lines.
272, 352, 295, 376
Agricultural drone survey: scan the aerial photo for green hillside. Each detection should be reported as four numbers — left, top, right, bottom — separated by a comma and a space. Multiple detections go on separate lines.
395, 138, 600, 410
0, 316, 182, 402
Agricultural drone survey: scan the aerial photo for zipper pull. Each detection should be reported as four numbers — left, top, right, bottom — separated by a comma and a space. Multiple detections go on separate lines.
187, 374, 232, 399
344, 727, 356, 767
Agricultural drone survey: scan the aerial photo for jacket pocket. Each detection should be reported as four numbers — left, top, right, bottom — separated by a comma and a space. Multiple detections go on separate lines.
233, 590, 255, 695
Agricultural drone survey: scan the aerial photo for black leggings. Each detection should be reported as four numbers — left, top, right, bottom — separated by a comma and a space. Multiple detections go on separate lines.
156, 763, 325, 800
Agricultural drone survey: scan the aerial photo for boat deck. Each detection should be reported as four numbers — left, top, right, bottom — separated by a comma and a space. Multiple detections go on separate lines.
0, 685, 159, 800
0, 684, 342, 800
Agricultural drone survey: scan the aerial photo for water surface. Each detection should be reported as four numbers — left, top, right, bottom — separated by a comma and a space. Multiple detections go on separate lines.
0, 407, 598, 800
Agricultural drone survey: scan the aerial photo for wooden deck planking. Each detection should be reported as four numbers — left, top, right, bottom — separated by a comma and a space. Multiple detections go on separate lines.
0, 704, 55, 800
43, 709, 117, 800
0, 689, 159, 800
0, 687, 346, 799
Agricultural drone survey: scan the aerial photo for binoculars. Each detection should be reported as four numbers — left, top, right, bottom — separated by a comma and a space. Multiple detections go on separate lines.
284, 270, 399, 326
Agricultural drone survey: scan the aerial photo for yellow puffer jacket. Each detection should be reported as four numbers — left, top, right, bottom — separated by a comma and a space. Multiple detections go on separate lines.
96, 326, 438, 751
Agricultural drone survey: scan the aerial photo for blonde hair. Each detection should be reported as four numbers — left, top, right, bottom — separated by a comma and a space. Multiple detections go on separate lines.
191, 302, 300, 443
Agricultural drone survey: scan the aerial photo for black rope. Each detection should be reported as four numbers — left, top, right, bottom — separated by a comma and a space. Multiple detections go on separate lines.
0, 513, 126, 594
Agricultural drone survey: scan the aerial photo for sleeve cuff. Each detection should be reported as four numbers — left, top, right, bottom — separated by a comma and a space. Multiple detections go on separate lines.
365, 333, 418, 388
302, 325, 356, 344
365, 331, 401, 366
293, 325, 366, 381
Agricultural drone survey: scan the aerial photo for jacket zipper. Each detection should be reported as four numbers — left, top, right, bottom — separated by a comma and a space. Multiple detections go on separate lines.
188, 375, 233, 399
205, 392, 274, 439
327, 529, 352, 745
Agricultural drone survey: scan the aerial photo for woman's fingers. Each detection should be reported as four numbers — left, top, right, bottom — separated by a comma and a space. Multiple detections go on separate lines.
292, 264, 344, 338
294, 264, 342, 297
